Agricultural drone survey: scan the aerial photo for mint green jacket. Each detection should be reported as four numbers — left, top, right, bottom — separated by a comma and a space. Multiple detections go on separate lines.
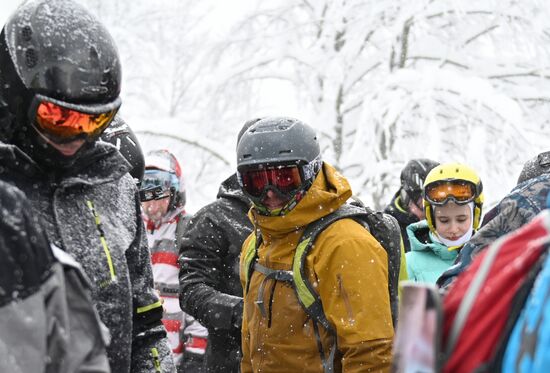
405, 220, 459, 284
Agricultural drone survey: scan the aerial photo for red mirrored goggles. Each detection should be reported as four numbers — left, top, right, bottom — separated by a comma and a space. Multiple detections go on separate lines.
424, 180, 477, 206
240, 165, 303, 198
30, 94, 121, 141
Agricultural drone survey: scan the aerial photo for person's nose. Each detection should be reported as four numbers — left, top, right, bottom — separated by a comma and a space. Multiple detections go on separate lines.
449, 221, 460, 234
265, 189, 277, 198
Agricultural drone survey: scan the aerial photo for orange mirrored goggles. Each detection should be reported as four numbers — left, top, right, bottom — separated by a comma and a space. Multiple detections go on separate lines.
31, 95, 120, 141
424, 180, 477, 205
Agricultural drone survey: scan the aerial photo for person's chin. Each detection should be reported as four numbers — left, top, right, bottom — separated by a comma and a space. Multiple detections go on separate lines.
264, 203, 285, 210
48, 140, 86, 156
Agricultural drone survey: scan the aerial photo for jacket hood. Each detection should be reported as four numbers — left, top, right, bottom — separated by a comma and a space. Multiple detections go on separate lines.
0, 141, 131, 187
217, 173, 250, 205
250, 162, 352, 239
407, 220, 458, 261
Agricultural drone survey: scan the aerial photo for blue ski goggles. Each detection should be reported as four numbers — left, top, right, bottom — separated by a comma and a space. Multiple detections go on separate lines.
140, 169, 179, 202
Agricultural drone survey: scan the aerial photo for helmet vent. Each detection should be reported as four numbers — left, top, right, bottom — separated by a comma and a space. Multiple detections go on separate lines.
21, 26, 33, 41
279, 149, 292, 154
24, 48, 38, 68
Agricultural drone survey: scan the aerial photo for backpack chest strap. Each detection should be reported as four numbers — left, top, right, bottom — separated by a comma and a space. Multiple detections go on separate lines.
254, 262, 294, 282
253, 262, 293, 317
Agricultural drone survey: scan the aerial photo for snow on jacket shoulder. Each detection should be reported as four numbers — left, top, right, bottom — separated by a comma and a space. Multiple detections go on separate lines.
0, 142, 175, 373
240, 163, 394, 373
406, 220, 458, 284
0, 180, 110, 373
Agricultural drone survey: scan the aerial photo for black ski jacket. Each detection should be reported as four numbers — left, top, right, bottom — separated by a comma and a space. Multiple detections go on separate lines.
0, 142, 175, 373
179, 173, 253, 372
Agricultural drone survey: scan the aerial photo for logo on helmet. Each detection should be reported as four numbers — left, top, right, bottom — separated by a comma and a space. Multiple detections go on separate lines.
82, 86, 109, 95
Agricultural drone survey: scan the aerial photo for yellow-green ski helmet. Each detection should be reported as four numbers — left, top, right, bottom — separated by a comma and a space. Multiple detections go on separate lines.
423, 162, 484, 232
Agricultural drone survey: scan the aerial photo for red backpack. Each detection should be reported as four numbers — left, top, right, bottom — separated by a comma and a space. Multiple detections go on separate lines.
442, 211, 550, 373
392, 211, 549, 373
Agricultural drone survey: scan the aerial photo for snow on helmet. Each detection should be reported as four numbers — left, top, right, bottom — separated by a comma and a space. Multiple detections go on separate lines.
236, 117, 322, 216
101, 116, 145, 186
236, 117, 263, 149
399, 158, 440, 208
423, 162, 484, 232
0, 0, 121, 165
141, 150, 186, 210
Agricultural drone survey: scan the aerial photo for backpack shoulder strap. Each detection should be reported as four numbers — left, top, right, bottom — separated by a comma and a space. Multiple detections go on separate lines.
242, 232, 260, 294
293, 204, 371, 331
296, 203, 401, 329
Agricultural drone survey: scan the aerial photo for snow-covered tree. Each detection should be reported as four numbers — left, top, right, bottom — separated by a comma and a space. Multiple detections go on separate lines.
3, 0, 549, 211
219, 0, 550, 208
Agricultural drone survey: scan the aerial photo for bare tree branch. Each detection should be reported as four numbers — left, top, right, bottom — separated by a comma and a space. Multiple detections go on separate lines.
344, 62, 382, 95
406, 56, 470, 69
135, 131, 231, 165
399, 17, 414, 68
463, 24, 500, 46
488, 71, 550, 80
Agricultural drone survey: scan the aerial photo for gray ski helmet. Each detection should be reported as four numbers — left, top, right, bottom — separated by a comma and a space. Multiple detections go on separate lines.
101, 116, 145, 185
399, 158, 440, 207
0, 0, 121, 141
237, 117, 320, 169
237, 117, 322, 212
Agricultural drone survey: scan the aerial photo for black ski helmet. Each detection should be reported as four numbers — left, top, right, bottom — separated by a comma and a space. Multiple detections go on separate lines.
101, 116, 145, 185
517, 151, 550, 185
399, 158, 440, 207
236, 117, 322, 214
0, 0, 121, 162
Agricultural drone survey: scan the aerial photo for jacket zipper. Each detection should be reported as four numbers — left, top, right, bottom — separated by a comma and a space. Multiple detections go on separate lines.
87, 200, 117, 287
337, 274, 355, 326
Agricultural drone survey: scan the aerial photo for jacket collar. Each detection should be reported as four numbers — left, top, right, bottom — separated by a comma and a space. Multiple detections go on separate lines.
217, 173, 250, 205
407, 220, 459, 260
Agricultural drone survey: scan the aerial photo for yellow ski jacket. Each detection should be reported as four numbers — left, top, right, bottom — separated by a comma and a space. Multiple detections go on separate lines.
240, 163, 394, 373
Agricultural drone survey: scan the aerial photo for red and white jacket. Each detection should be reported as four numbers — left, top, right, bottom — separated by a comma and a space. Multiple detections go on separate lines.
143, 207, 208, 366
